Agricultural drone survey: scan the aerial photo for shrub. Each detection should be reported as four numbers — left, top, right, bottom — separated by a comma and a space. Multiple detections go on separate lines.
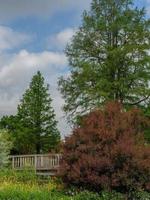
74, 191, 101, 200
60, 102, 150, 192
0, 130, 12, 169
100, 191, 124, 200
74, 191, 124, 200
129, 190, 150, 200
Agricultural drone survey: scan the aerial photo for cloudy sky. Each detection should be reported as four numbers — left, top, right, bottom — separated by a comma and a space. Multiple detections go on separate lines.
0, 0, 149, 137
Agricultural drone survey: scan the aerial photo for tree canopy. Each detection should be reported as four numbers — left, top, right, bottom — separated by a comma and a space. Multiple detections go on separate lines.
59, 0, 150, 120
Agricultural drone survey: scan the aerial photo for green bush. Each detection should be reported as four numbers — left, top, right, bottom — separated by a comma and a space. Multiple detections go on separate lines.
73, 190, 125, 200
100, 191, 125, 200
129, 190, 150, 200
74, 191, 101, 200
0, 130, 12, 169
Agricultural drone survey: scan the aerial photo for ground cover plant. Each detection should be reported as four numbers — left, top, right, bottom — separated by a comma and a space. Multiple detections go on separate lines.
0, 169, 66, 200
0, 167, 150, 199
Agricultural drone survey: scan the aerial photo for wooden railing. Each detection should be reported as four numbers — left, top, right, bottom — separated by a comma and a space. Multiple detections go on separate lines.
10, 154, 61, 172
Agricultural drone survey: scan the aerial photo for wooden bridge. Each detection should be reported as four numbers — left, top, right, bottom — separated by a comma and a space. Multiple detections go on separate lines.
10, 154, 61, 176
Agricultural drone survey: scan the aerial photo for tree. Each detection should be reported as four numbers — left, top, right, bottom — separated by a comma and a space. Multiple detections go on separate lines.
0, 130, 12, 168
59, 0, 150, 120
17, 71, 61, 154
1, 71, 61, 154
0, 115, 38, 154
0, 115, 22, 154
60, 102, 150, 193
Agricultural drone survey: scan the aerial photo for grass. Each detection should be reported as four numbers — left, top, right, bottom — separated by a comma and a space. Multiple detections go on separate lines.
0, 169, 68, 200
0, 182, 69, 200
0, 169, 149, 200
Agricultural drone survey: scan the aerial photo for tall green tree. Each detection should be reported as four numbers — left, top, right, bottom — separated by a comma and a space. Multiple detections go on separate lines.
17, 71, 60, 154
59, 0, 150, 120
0, 71, 61, 154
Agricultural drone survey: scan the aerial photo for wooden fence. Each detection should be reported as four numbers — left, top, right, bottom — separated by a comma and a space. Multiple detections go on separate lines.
10, 154, 61, 174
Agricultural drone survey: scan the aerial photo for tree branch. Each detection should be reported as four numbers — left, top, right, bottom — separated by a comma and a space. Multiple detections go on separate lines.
127, 95, 150, 106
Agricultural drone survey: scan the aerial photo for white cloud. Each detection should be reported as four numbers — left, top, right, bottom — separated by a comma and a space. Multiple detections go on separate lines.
0, 50, 67, 87
0, 49, 70, 137
47, 28, 75, 50
0, 26, 31, 52
0, 0, 91, 22
144, 0, 150, 15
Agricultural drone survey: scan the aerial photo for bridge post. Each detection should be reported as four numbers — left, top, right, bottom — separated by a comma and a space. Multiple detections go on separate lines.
12, 156, 15, 169
34, 155, 37, 171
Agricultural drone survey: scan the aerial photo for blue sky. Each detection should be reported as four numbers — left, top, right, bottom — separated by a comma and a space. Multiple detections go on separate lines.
0, 0, 149, 137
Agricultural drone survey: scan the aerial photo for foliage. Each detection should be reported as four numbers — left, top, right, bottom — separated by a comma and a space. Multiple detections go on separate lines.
0, 169, 65, 200
141, 103, 150, 143
0, 130, 12, 168
0, 115, 31, 154
0, 183, 68, 200
60, 102, 150, 192
100, 191, 124, 200
0, 169, 149, 200
0, 169, 37, 183
129, 190, 150, 200
0, 71, 60, 154
75, 191, 124, 200
74, 191, 101, 200
59, 0, 150, 120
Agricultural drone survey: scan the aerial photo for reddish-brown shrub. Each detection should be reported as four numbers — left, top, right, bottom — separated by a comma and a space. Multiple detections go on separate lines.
60, 102, 150, 192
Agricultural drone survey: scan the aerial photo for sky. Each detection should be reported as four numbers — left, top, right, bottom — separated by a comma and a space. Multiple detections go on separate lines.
0, 0, 149, 137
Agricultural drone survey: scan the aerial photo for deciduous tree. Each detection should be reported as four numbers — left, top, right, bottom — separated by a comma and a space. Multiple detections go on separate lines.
59, 0, 150, 120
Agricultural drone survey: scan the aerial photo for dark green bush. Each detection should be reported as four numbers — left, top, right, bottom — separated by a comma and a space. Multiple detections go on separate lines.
129, 190, 150, 200
74, 191, 101, 200
74, 191, 125, 200
100, 191, 125, 200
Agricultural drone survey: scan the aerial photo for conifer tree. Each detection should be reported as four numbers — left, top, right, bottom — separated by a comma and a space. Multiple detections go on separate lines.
17, 71, 60, 154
